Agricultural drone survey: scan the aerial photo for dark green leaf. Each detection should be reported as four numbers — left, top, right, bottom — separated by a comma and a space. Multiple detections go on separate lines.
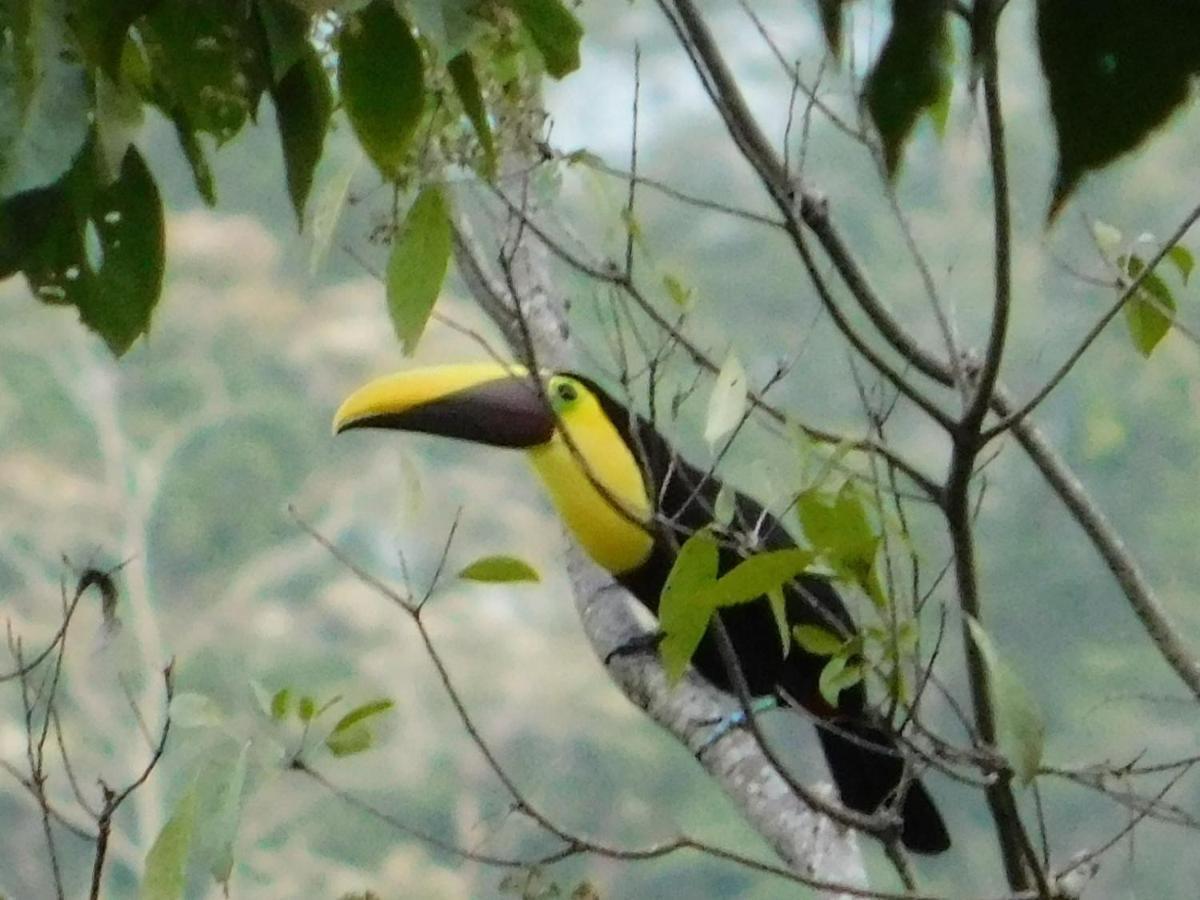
510, 0, 583, 79
139, 781, 198, 900
817, 0, 846, 55
140, 1, 269, 144
658, 530, 720, 684
14, 144, 165, 356
387, 184, 451, 354
1167, 245, 1195, 284
793, 624, 846, 657
256, 0, 311, 85
270, 688, 290, 720
448, 52, 496, 179
967, 618, 1045, 785
458, 555, 540, 583
863, 2, 951, 177
167, 110, 217, 206
70, 0, 159, 77
272, 47, 332, 227
1122, 254, 1176, 357
0, 0, 92, 197
1039, 1, 1200, 219
337, 0, 424, 178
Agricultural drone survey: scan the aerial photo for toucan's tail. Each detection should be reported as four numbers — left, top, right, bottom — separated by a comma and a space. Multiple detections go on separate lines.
816, 719, 950, 855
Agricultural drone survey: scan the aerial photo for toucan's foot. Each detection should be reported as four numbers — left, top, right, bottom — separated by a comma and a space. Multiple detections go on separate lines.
696, 696, 779, 756
603, 630, 665, 666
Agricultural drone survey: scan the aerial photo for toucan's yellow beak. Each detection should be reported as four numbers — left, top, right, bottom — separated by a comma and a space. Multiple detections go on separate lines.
333, 363, 557, 449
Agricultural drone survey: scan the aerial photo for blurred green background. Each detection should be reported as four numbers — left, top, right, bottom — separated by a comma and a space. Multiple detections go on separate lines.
2, 2, 1199, 897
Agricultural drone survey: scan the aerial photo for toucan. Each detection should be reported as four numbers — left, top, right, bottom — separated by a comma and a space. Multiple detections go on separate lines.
333, 363, 950, 854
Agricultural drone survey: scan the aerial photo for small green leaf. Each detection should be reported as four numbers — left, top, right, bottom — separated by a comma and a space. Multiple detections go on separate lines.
1122, 254, 1176, 357
330, 699, 395, 734
704, 351, 748, 448
448, 52, 496, 179
270, 688, 291, 720
766, 586, 790, 655
967, 618, 1045, 785
298, 696, 316, 722
325, 722, 374, 757
459, 555, 541, 583
208, 741, 250, 890
273, 47, 333, 227
712, 484, 735, 527
510, 0, 583, 79
1091, 220, 1123, 257
662, 272, 694, 308
387, 184, 452, 354
658, 530, 720, 684
325, 699, 394, 758
139, 781, 198, 900
817, 656, 863, 707
793, 624, 846, 657
338, 0, 425, 178
1167, 245, 1194, 284
708, 548, 815, 608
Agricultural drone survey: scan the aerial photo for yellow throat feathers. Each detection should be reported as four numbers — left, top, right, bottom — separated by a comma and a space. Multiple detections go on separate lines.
526, 389, 654, 575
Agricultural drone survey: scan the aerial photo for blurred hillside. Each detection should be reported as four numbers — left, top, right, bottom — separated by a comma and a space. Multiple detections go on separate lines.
2, 2, 1199, 897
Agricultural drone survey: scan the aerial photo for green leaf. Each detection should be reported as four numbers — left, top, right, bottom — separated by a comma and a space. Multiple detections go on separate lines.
272, 47, 333, 227
308, 149, 359, 275
139, 781, 198, 900
712, 484, 735, 527
658, 530, 720, 684
1167, 245, 1194, 284
256, 0, 312, 85
167, 110, 217, 206
11, 144, 165, 356
71, 0, 159, 77
387, 184, 451, 354
95, 70, 145, 183
298, 695, 316, 722
662, 272, 694, 308
766, 586, 790, 655
326, 699, 394, 758
459, 555, 541, 583
966, 618, 1045, 785
863, 4, 951, 177
325, 721, 374, 757
1122, 254, 1176, 357
1039, 1, 1200, 219
330, 699, 395, 734
448, 52, 496, 179
0, 0, 91, 198
704, 350, 748, 448
1091, 220, 1123, 258
708, 548, 815, 608
510, 0, 583, 79
817, 655, 863, 707
270, 687, 291, 720
338, 0, 425, 178
797, 483, 877, 567
793, 624, 846, 657
140, 1, 269, 144
208, 741, 249, 890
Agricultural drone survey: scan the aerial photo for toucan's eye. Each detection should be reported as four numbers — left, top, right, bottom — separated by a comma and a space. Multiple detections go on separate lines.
556, 381, 578, 403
